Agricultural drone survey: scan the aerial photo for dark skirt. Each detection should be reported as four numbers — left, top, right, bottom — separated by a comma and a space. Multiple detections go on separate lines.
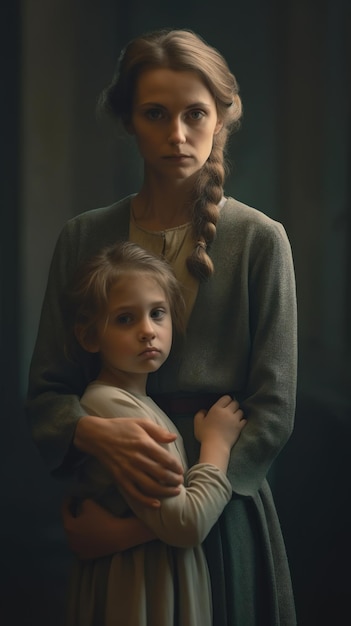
170, 410, 297, 626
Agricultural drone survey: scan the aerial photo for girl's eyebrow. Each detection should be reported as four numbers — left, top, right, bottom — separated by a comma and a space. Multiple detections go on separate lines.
108, 299, 169, 313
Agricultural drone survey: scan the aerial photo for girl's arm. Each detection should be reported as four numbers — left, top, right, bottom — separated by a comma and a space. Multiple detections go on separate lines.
122, 395, 246, 548
62, 498, 156, 560
63, 395, 246, 558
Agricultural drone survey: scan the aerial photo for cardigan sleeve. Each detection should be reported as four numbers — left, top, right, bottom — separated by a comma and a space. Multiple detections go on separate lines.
227, 219, 298, 494
26, 218, 89, 475
26, 199, 131, 475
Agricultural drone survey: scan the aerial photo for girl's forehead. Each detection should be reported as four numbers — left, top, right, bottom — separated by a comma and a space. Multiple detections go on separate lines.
108, 271, 167, 298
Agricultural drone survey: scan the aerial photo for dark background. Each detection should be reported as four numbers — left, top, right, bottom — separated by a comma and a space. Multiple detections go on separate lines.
1, 1, 350, 624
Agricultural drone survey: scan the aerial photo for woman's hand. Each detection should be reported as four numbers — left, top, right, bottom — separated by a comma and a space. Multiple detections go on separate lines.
194, 395, 246, 473
74, 416, 184, 508
62, 498, 156, 560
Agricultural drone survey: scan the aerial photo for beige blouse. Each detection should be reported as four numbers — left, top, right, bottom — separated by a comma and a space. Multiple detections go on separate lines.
129, 216, 199, 324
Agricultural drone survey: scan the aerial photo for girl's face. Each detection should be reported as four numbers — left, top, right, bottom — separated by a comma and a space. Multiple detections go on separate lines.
88, 272, 173, 387
129, 68, 222, 182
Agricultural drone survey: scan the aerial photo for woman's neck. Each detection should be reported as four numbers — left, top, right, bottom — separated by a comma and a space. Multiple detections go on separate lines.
133, 178, 194, 230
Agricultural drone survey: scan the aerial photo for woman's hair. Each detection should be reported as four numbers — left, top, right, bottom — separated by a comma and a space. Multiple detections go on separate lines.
63, 241, 186, 362
99, 29, 243, 281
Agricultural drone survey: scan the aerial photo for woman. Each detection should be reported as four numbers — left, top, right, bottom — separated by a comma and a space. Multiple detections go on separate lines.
27, 29, 298, 625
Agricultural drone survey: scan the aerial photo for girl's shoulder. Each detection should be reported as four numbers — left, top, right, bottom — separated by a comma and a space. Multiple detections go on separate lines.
80, 382, 149, 418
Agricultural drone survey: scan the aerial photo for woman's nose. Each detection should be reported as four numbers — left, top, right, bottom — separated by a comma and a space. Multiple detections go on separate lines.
168, 117, 186, 144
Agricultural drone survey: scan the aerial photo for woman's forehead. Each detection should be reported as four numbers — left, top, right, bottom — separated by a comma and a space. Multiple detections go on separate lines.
133, 67, 214, 107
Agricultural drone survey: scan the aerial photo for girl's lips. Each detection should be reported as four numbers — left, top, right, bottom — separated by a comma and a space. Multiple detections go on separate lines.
139, 348, 160, 357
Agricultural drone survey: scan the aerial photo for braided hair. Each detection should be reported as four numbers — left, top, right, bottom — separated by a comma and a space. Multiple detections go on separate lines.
99, 29, 242, 280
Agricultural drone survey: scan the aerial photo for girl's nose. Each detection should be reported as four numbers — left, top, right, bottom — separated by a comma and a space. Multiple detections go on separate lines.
138, 318, 156, 341
168, 117, 186, 145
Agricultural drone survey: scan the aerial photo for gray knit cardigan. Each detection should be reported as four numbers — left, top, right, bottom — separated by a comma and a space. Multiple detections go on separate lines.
27, 195, 298, 496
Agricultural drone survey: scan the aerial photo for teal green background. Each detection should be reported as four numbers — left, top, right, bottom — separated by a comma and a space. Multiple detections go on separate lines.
1, 1, 350, 624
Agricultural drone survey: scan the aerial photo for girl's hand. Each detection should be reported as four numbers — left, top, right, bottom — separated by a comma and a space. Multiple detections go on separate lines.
74, 416, 184, 508
62, 497, 156, 560
194, 395, 246, 473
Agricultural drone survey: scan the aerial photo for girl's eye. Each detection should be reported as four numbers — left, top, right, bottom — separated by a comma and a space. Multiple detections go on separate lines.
146, 109, 164, 121
151, 308, 166, 320
117, 314, 133, 324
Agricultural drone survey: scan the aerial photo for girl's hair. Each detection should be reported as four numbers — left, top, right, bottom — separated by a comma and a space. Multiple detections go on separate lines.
98, 29, 243, 281
63, 241, 186, 362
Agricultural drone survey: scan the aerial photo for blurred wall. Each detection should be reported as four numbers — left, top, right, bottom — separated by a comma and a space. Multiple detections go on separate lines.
1, 0, 350, 624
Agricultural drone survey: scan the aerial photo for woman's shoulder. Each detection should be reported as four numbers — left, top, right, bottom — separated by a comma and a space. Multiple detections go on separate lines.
220, 197, 290, 246
222, 197, 283, 230
54, 194, 135, 264
66, 194, 135, 230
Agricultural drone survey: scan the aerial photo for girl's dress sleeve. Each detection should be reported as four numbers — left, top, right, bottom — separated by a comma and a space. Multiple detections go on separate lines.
126, 465, 232, 548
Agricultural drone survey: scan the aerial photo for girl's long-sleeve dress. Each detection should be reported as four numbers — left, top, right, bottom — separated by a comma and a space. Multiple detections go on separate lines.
66, 383, 232, 626
27, 196, 298, 625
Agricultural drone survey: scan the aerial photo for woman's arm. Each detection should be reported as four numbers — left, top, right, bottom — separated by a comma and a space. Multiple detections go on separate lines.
226, 220, 298, 493
62, 498, 156, 560
74, 415, 183, 506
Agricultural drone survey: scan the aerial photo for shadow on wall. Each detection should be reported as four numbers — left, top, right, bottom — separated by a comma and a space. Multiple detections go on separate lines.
274, 393, 351, 626
1, 405, 70, 626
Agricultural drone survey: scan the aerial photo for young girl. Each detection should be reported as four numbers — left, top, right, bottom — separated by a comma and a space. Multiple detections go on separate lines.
62, 241, 246, 626
27, 29, 298, 625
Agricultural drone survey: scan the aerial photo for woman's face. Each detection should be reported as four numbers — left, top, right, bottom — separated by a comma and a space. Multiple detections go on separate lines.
129, 68, 222, 182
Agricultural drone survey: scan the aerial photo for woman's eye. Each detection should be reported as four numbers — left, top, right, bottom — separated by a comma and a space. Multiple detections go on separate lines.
188, 110, 205, 121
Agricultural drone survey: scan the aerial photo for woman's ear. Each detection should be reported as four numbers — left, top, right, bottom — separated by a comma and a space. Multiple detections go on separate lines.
214, 119, 223, 135
74, 324, 100, 353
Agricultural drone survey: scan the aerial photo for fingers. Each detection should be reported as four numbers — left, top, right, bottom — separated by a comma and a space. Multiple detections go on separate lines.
120, 476, 182, 509
114, 454, 183, 501
204, 395, 243, 417
106, 434, 184, 507
216, 394, 240, 411
137, 420, 184, 476
194, 408, 207, 420
141, 420, 178, 443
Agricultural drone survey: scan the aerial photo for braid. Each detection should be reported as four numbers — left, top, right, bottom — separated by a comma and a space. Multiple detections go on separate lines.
98, 29, 243, 281
186, 128, 228, 281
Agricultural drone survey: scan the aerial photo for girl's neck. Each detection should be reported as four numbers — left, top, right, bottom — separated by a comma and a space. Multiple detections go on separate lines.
96, 367, 147, 397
